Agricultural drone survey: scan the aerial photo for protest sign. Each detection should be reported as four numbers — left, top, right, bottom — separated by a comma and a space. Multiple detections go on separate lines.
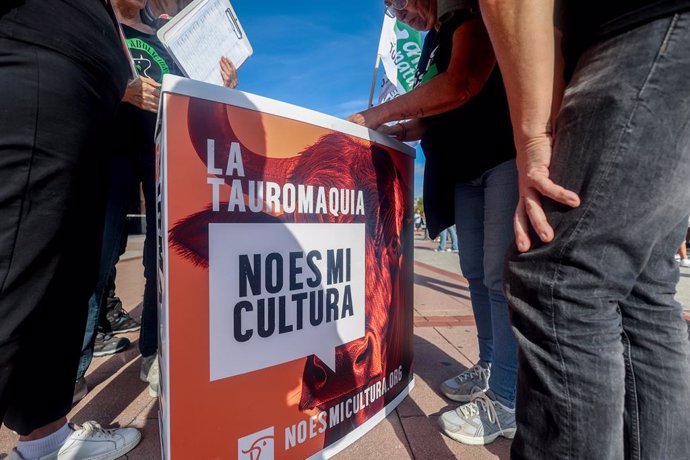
157, 75, 415, 459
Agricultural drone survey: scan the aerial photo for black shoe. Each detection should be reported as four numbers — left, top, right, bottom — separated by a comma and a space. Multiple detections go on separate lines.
73, 377, 88, 404
93, 332, 130, 357
106, 299, 141, 334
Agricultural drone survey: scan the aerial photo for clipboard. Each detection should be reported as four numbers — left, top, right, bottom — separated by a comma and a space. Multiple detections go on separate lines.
157, 0, 252, 86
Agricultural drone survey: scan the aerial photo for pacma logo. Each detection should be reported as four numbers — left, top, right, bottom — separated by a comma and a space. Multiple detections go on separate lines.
238, 427, 274, 460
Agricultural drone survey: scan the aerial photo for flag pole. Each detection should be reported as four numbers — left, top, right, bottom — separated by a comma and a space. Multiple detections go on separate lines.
367, 53, 381, 108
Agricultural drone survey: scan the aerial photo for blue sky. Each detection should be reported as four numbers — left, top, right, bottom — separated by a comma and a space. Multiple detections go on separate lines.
231, 1, 425, 197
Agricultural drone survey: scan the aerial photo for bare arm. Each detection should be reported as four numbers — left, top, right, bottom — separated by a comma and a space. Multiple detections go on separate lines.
348, 18, 496, 129
479, 0, 579, 252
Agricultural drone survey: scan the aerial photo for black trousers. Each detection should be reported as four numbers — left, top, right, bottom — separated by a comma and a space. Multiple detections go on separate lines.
0, 37, 125, 435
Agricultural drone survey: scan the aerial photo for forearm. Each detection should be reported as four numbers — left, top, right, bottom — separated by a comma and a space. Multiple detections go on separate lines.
479, 0, 555, 144
367, 71, 475, 125
552, 28, 566, 128
350, 19, 495, 129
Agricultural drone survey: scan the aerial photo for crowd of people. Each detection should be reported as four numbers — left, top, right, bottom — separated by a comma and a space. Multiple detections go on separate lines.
0, 0, 236, 458
0, 0, 689, 459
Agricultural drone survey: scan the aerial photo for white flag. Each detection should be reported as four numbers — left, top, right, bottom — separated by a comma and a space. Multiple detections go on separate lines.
376, 15, 422, 96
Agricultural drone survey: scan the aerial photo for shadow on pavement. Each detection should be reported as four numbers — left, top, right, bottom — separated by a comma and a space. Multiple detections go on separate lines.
414, 272, 471, 301
71, 357, 148, 426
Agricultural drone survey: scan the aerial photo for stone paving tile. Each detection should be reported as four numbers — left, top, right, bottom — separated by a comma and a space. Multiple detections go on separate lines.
414, 345, 474, 400
434, 326, 481, 366
415, 316, 476, 328
398, 415, 458, 460
334, 412, 412, 460
398, 375, 444, 419
86, 339, 143, 383
413, 325, 456, 348
123, 416, 161, 460
413, 277, 470, 313
400, 415, 510, 460
413, 239, 462, 275
115, 258, 145, 309
70, 360, 149, 427
400, 330, 473, 419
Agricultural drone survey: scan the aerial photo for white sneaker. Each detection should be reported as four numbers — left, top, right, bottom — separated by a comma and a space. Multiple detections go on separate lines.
141, 354, 160, 397
140, 354, 155, 382
675, 254, 682, 262
439, 391, 516, 446
681, 258, 690, 268
10, 421, 140, 460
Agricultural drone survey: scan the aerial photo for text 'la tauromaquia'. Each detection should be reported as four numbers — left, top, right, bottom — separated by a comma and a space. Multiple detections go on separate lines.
206, 140, 365, 216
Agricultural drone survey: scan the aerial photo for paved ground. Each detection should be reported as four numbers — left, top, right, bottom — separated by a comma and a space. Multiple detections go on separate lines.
1, 234, 689, 459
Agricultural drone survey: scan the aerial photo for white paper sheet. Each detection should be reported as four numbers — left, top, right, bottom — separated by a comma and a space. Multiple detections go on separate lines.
158, 0, 252, 85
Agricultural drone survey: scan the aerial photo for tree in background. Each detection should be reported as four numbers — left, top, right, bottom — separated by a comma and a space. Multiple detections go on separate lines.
414, 196, 423, 214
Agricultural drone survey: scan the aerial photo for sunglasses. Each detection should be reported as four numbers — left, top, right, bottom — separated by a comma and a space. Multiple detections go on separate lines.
384, 0, 409, 17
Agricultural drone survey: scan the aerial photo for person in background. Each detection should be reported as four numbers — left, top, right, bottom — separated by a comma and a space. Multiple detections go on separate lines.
478, 0, 690, 457
414, 209, 423, 233
676, 241, 690, 267
436, 225, 459, 252
349, 0, 519, 445
676, 214, 690, 267
422, 211, 430, 239
0, 1, 142, 459
76, 0, 239, 400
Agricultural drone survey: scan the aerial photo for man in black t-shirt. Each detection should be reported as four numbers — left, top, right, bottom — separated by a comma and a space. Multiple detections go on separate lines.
475, 0, 690, 458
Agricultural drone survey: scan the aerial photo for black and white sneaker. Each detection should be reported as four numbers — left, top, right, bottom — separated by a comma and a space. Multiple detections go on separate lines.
106, 300, 141, 334
93, 332, 130, 357
73, 377, 88, 404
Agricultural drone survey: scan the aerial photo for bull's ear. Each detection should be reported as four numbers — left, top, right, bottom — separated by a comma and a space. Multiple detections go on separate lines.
169, 205, 284, 268
188, 98, 237, 167
187, 98, 294, 184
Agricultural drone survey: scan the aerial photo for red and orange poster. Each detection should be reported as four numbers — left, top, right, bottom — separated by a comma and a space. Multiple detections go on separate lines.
156, 75, 415, 459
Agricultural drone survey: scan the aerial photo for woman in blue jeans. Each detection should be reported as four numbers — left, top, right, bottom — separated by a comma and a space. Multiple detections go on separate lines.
349, 0, 518, 445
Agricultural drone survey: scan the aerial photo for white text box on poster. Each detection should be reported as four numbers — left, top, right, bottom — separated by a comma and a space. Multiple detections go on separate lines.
209, 223, 366, 381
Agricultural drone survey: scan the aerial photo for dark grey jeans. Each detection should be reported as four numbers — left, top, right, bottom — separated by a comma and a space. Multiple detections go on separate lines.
505, 13, 690, 460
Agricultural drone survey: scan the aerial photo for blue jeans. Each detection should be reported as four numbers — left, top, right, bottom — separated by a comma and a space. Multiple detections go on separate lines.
438, 225, 458, 251
455, 159, 518, 407
139, 145, 158, 358
505, 13, 690, 459
77, 148, 159, 379
77, 155, 138, 380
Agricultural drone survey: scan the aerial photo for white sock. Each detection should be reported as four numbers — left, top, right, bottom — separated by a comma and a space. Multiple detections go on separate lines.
16, 423, 72, 459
